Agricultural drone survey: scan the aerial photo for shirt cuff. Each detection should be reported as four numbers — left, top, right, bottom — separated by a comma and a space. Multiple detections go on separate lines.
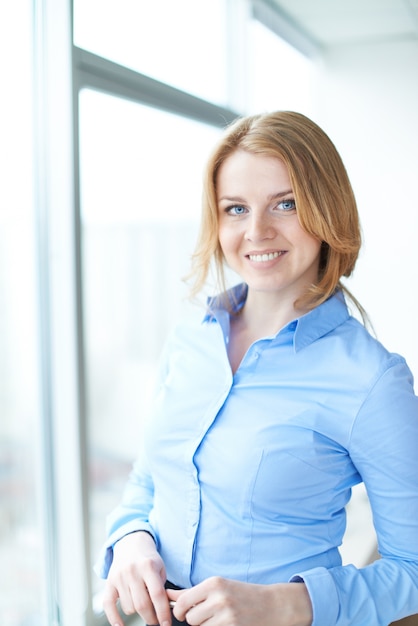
93, 521, 157, 579
290, 567, 339, 626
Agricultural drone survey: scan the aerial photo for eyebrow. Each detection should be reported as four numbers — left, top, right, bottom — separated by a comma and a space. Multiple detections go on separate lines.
218, 189, 293, 203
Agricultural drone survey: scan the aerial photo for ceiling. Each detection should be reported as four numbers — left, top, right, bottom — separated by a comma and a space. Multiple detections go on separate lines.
268, 0, 418, 49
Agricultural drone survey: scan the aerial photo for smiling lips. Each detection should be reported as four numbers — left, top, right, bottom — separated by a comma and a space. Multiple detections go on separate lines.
248, 251, 284, 262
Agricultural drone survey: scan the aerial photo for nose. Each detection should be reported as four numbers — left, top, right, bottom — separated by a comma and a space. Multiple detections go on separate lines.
245, 212, 275, 241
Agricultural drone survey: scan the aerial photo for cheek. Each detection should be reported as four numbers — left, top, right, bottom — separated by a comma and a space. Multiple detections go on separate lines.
294, 227, 322, 261
218, 224, 238, 254
305, 238, 322, 261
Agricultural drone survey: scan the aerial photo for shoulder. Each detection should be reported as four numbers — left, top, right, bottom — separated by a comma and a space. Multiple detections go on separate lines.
159, 300, 228, 372
339, 315, 407, 370
299, 294, 412, 391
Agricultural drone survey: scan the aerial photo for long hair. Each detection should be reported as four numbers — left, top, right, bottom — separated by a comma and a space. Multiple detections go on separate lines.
186, 110, 367, 321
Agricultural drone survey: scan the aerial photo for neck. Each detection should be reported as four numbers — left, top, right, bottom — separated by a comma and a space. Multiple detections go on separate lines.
227, 290, 306, 374
239, 289, 305, 336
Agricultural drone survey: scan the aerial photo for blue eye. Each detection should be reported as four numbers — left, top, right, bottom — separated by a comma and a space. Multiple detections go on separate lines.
277, 199, 296, 212
226, 205, 247, 215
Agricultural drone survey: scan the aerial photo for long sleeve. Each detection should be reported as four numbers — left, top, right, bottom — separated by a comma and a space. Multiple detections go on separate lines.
94, 449, 156, 579
94, 338, 173, 579
293, 360, 418, 625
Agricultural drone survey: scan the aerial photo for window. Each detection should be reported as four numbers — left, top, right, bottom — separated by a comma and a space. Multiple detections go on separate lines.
248, 19, 315, 114
79, 91, 221, 601
3, 1, 319, 624
74, 0, 229, 106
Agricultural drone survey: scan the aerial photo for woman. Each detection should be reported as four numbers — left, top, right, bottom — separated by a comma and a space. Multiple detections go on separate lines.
96, 111, 418, 626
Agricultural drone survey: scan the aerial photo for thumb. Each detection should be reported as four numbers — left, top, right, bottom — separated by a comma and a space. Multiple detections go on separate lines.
166, 588, 184, 604
166, 588, 191, 623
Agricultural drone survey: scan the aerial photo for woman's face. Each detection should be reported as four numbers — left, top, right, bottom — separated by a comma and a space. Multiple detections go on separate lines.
216, 149, 322, 301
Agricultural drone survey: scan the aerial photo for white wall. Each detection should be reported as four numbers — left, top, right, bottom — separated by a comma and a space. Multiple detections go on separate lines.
312, 39, 418, 381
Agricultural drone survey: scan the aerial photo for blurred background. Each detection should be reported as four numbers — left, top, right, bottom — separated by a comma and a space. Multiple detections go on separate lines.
1, 0, 417, 624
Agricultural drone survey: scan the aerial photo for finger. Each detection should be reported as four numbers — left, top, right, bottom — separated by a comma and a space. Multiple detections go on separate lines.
145, 581, 172, 626
166, 589, 183, 603
169, 589, 197, 623
126, 582, 159, 626
102, 584, 124, 626
117, 571, 170, 626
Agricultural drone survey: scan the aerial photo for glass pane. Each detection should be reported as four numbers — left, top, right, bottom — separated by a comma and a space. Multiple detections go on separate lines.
74, 0, 228, 107
79, 90, 221, 606
0, 2, 46, 625
249, 19, 315, 115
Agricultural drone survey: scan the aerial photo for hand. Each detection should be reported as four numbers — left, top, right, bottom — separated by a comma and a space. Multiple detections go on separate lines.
102, 531, 172, 626
167, 576, 313, 626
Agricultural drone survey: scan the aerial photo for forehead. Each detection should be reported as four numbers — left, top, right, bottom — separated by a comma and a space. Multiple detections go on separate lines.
216, 149, 291, 195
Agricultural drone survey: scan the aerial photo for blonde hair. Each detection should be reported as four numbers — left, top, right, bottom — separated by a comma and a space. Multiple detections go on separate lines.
187, 110, 367, 321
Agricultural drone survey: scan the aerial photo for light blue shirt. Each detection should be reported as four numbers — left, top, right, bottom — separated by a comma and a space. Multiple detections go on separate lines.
96, 285, 418, 625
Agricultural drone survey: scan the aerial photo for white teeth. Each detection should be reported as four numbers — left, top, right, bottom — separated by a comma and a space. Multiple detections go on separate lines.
249, 251, 281, 262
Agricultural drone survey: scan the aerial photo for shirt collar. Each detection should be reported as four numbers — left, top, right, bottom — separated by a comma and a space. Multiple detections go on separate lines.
292, 290, 350, 351
205, 283, 248, 320
204, 283, 350, 351
204, 284, 248, 344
